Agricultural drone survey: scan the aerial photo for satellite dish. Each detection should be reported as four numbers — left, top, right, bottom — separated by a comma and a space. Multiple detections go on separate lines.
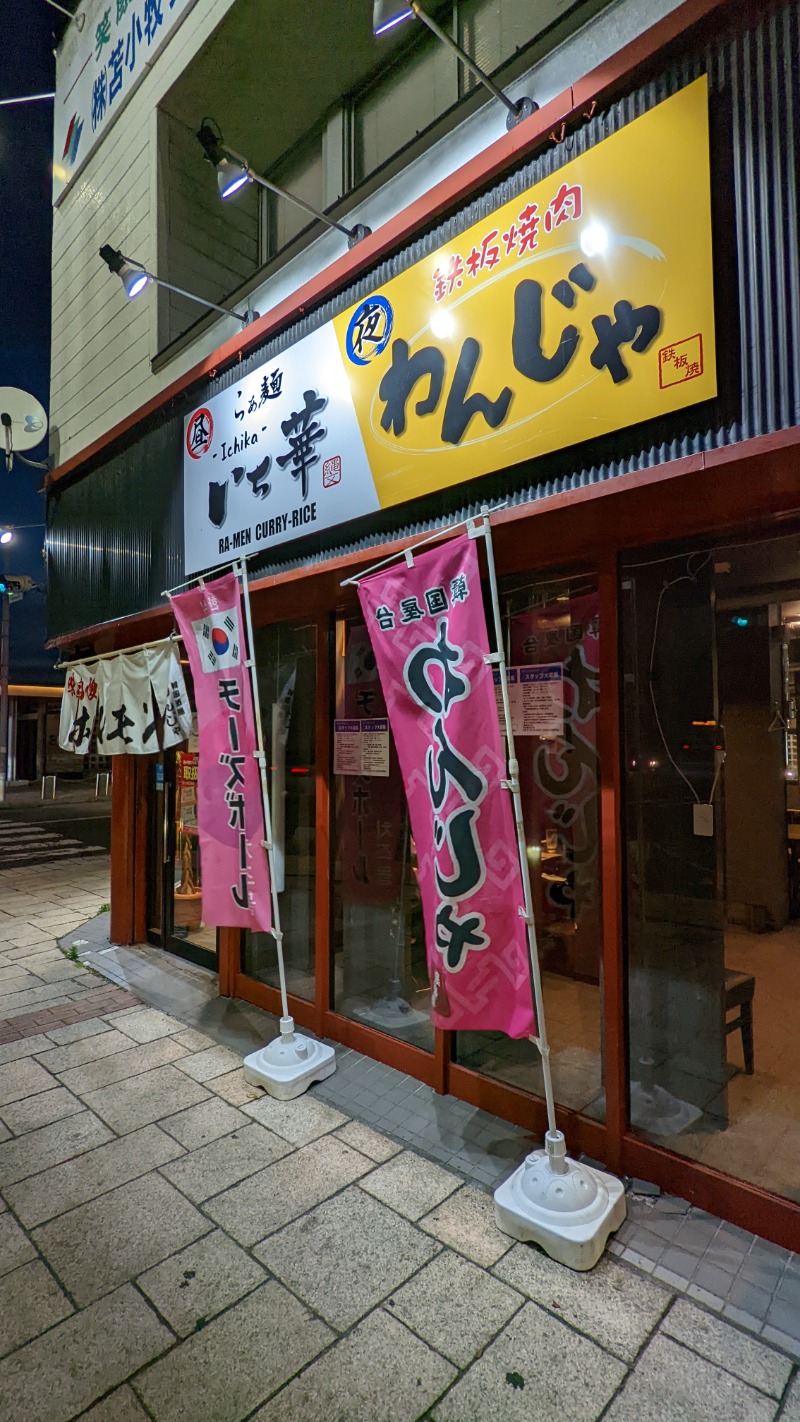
0, 388, 49, 473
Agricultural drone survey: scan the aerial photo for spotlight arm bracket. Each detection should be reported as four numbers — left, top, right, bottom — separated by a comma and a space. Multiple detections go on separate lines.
222, 142, 372, 249
409, 1, 537, 130
99, 245, 259, 326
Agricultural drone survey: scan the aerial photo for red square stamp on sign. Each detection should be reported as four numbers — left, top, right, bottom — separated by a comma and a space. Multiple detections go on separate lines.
322, 455, 342, 488
659, 334, 704, 389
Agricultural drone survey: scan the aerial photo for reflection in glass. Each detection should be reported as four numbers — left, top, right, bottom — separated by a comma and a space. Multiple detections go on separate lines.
332, 617, 433, 1051
457, 573, 604, 1118
243, 621, 316, 1000
622, 530, 800, 1203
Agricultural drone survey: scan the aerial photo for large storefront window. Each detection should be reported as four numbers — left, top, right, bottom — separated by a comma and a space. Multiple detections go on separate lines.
331, 616, 434, 1052
622, 530, 800, 1202
242, 621, 316, 1000
455, 571, 604, 1119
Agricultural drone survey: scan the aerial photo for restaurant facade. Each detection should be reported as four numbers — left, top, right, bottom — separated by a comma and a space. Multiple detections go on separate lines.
47, 0, 800, 1250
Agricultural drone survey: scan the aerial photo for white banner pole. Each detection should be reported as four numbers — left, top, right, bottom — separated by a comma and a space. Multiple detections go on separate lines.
474, 508, 558, 1140
236, 559, 290, 1023
236, 558, 337, 1098
477, 504, 626, 1270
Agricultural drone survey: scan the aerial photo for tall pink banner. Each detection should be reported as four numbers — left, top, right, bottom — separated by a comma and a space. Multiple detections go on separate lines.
358, 534, 535, 1038
170, 572, 272, 932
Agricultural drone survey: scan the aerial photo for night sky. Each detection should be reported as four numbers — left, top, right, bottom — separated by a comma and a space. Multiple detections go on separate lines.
1, 2, 69, 683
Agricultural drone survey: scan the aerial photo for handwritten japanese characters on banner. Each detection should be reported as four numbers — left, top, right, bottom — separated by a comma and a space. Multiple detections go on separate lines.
183, 80, 715, 577
169, 573, 272, 933
58, 642, 191, 755
357, 535, 536, 1038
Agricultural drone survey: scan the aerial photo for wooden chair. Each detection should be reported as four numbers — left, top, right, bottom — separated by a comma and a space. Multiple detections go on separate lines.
724, 969, 755, 1074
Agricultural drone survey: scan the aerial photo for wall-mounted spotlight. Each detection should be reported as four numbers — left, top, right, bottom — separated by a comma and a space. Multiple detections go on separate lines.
99, 244, 260, 326
196, 120, 372, 249
373, 1, 537, 131
44, 0, 85, 30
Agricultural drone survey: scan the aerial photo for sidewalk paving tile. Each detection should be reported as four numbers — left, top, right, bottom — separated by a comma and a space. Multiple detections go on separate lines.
137, 1229, 268, 1337
206, 1067, 261, 1105
173, 1046, 244, 1082
418, 1185, 514, 1269
781, 1374, 800, 1420
256, 1185, 441, 1331
79, 1385, 151, 1422
81, 1064, 210, 1133
604, 1334, 778, 1421
240, 1092, 347, 1145
33, 1171, 211, 1306
0, 1213, 37, 1277
43, 1019, 112, 1046
159, 1122, 292, 1202
0, 1085, 84, 1135
0, 1110, 113, 1187
0, 1284, 172, 1422
112, 1007, 186, 1042
206, 1134, 371, 1246
254, 1307, 456, 1422
0, 1035, 52, 1064
56, 1035, 188, 1095
334, 1120, 403, 1162
385, 1250, 524, 1368
171, 1028, 217, 1053
7, 1123, 186, 1228
0, 1122, 9, 1143
0, 1259, 73, 1358
159, 1097, 247, 1150
33, 1029, 138, 1074
133, 1280, 334, 1422
358, 1150, 462, 1222
431, 1300, 627, 1422
494, 1247, 670, 1364
0, 1056, 57, 1107
662, 1298, 791, 1398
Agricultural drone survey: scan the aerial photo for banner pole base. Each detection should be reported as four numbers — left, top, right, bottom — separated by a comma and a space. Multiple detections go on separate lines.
494, 1129, 626, 1272
243, 1017, 336, 1101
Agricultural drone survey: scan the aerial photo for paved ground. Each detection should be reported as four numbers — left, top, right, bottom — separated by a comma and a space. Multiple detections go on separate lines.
0, 780, 112, 864
1, 860, 799, 1420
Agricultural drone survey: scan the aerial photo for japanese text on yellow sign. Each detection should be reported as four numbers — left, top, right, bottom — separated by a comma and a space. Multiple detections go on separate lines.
334, 77, 716, 507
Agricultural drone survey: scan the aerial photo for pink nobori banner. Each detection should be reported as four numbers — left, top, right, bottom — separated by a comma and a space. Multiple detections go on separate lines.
358, 535, 535, 1038
170, 572, 272, 933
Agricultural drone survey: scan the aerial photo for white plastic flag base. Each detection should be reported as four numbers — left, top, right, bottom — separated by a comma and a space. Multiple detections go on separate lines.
629, 1081, 703, 1136
243, 1017, 336, 1101
494, 1130, 626, 1272
353, 993, 429, 1033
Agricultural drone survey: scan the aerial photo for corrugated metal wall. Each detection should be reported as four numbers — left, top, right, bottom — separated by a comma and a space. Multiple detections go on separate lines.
47, 0, 800, 640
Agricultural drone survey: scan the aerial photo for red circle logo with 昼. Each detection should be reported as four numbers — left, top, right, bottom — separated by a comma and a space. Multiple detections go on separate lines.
186, 408, 214, 460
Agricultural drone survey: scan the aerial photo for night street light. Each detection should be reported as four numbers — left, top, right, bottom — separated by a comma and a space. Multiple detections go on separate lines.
0, 531, 13, 546
99, 245, 260, 326
196, 121, 372, 248
373, 0, 537, 130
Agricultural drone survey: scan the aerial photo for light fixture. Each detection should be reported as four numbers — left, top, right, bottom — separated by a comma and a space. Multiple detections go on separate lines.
373, 1, 537, 131
99, 245, 260, 326
196, 121, 372, 249
44, 0, 85, 30
0, 531, 13, 546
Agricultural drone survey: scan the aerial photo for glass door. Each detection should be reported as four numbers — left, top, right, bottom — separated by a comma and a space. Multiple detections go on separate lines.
146, 745, 219, 972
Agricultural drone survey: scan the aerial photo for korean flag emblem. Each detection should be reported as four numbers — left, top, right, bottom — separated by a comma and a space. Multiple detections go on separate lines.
191, 607, 241, 673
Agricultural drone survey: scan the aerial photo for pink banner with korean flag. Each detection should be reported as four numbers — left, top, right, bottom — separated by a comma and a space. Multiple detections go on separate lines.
357, 534, 535, 1038
170, 572, 272, 933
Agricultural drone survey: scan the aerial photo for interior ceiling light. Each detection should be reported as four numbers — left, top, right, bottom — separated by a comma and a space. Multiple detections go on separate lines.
373, 0, 537, 130
196, 120, 372, 249
99, 244, 260, 326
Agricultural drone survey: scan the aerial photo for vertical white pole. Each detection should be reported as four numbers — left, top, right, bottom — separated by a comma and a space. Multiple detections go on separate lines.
237, 559, 293, 1031
478, 506, 559, 1142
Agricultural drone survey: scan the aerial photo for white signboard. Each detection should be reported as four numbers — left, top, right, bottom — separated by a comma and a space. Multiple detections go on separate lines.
53, 0, 197, 202
333, 718, 390, 777
492, 664, 564, 738
183, 323, 381, 575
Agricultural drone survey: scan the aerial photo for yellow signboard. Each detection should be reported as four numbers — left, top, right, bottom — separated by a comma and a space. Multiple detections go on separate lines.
334, 77, 716, 507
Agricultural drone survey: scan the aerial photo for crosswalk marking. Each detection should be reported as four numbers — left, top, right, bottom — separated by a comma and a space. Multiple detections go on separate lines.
0, 818, 107, 870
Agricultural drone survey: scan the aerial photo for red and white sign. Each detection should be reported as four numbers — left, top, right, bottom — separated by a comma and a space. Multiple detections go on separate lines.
358, 535, 535, 1038
170, 573, 272, 933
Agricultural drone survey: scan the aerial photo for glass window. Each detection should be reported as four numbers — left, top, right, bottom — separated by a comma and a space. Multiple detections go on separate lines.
242, 621, 316, 1000
354, 34, 457, 183
456, 571, 604, 1118
621, 530, 800, 1202
267, 136, 325, 257
331, 616, 434, 1051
